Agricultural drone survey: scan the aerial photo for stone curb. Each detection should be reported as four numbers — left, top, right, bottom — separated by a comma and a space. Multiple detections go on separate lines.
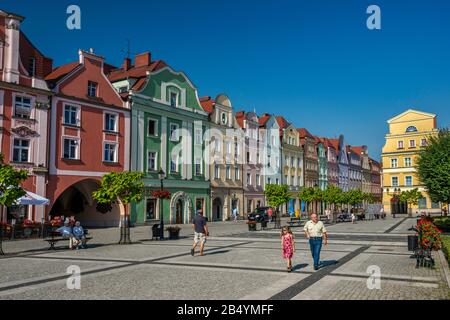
437, 250, 450, 289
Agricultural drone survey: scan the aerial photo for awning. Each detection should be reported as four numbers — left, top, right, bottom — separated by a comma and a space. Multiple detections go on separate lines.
17, 191, 50, 206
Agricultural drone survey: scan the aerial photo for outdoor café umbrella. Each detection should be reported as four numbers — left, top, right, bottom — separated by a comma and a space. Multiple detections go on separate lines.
16, 191, 49, 206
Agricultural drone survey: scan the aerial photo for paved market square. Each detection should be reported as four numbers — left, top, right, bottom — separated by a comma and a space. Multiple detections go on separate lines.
0, 217, 449, 300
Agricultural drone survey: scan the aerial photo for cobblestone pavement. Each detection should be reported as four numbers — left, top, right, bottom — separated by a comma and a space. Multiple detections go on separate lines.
0, 216, 449, 300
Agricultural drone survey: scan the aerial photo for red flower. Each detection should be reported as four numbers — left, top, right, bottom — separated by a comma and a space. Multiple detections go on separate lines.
152, 190, 171, 199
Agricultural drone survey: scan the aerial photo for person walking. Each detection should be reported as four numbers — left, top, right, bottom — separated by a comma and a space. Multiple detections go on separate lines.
304, 213, 328, 271
268, 207, 273, 222
281, 226, 295, 272
191, 209, 208, 257
233, 207, 239, 222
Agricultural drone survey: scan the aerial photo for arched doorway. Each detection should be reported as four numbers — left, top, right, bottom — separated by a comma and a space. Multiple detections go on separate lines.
175, 199, 183, 224
49, 179, 120, 227
170, 192, 193, 224
213, 198, 222, 221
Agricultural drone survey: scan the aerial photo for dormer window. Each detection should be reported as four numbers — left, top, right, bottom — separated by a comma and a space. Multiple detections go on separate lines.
28, 58, 36, 77
170, 92, 178, 108
406, 126, 418, 133
88, 81, 98, 97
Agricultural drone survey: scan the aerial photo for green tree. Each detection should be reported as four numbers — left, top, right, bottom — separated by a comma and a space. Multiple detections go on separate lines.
399, 188, 423, 216
322, 185, 343, 210
364, 193, 376, 205
347, 189, 365, 207
0, 154, 28, 255
264, 184, 290, 228
92, 172, 144, 244
417, 129, 450, 209
298, 187, 316, 214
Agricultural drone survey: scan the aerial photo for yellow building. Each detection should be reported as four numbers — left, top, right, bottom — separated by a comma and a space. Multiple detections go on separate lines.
381, 109, 440, 215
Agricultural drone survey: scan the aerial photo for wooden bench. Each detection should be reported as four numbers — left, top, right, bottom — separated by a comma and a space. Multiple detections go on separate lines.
44, 233, 93, 250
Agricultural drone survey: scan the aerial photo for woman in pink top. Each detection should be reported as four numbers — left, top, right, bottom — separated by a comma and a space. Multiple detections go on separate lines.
281, 226, 295, 272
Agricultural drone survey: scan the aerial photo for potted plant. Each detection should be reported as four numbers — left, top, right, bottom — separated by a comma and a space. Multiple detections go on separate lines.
247, 220, 257, 231
166, 226, 181, 239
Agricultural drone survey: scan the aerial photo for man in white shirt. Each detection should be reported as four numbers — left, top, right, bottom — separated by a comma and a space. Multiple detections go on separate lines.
304, 213, 328, 270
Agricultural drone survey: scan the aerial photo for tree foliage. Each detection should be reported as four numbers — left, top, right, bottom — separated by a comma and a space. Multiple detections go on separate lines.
92, 172, 145, 206
264, 184, 290, 209
399, 188, 423, 208
298, 187, 322, 204
417, 129, 450, 205
0, 154, 28, 207
322, 185, 343, 205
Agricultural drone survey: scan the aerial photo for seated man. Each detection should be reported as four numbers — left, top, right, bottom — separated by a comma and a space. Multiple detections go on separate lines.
72, 221, 86, 249
56, 222, 75, 249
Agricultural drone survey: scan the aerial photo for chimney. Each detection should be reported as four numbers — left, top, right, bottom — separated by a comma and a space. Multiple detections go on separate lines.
123, 57, 132, 71
3, 15, 23, 83
135, 52, 151, 67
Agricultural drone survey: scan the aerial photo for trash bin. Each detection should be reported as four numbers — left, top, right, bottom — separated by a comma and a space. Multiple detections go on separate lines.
407, 235, 418, 251
261, 220, 268, 229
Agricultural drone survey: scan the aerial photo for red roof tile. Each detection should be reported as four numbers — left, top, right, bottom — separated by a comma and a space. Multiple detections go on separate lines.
107, 60, 168, 90
275, 116, 290, 129
297, 128, 315, 139
258, 113, 271, 127
199, 96, 215, 114
45, 62, 80, 82
235, 111, 245, 129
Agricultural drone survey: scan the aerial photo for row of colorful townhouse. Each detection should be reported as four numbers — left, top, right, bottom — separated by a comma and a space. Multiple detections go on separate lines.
0, 10, 381, 227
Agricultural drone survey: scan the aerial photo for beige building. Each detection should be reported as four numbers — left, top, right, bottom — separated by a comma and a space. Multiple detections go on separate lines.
381, 109, 440, 214
200, 95, 244, 221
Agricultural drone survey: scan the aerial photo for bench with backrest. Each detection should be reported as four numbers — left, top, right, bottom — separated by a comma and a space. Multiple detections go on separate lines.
44, 229, 92, 250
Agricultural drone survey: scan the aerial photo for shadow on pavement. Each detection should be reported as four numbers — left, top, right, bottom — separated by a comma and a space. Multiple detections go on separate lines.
292, 263, 309, 271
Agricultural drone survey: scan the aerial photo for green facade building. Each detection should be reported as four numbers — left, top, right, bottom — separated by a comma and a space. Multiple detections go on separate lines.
109, 53, 210, 225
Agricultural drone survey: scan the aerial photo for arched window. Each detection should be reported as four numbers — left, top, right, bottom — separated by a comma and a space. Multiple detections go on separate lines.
406, 126, 418, 133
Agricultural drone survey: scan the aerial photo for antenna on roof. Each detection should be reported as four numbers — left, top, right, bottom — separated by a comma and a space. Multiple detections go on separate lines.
121, 38, 137, 59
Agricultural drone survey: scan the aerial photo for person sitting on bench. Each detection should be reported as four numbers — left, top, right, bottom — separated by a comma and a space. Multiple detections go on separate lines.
56, 221, 75, 249
72, 221, 86, 249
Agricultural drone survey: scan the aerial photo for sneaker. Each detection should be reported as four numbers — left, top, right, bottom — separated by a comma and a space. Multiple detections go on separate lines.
190, 249, 195, 256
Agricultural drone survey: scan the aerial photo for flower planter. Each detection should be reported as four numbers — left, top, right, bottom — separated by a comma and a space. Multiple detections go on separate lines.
168, 230, 180, 240
248, 223, 257, 231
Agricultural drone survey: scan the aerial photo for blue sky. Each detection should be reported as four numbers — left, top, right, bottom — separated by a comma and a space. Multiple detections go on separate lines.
3, 0, 449, 160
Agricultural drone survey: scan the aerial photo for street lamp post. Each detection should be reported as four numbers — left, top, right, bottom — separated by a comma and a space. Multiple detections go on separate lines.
158, 169, 166, 240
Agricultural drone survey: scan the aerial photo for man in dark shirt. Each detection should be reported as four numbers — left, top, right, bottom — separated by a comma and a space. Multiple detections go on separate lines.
191, 209, 208, 257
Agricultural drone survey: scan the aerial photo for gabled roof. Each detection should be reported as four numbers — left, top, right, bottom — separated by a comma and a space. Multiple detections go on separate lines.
199, 96, 215, 114
346, 145, 361, 159
350, 146, 367, 156
275, 116, 290, 129
45, 62, 80, 83
235, 111, 245, 129
258, 113, 271, 127
297, 128, 315, 140
107, 60, 168, 91
387, 109, 436, 124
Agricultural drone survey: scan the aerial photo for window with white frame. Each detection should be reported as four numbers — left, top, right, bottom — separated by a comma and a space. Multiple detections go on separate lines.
105, 113, 117, 132
104, 143, 117, 162
13, 139, 30, 162
226, 141, 232, 155
235, 167, 240, 180
256, 174, 261, 186
64, 105, 79, 126
405, 157, 412, 167
214, 138, 221, 153
276, 178, 279, 185
405, 176, 413, 187
398, 141, 404, 149
409, 140, 416, 148
169, 124, 179, 142
392, 177, 399, 187
195, 157, 202, 175
195, 129, 202, 145
247, 173, 252, 186
226, 165, 231, 179
14, 96, 32, 119
291, 176, 295, 186
421, 138, 427, 147
214, 164, 220, 179
285, 175, 288, 185
63, 138, 79, 160
268, 178, 272, 185
87, 81, 98, 97
391, 158, 398, 168
147, 151, 157, 172
148, 119, 158, 136
170, 154, 178, 173
170, 92, 178, 108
